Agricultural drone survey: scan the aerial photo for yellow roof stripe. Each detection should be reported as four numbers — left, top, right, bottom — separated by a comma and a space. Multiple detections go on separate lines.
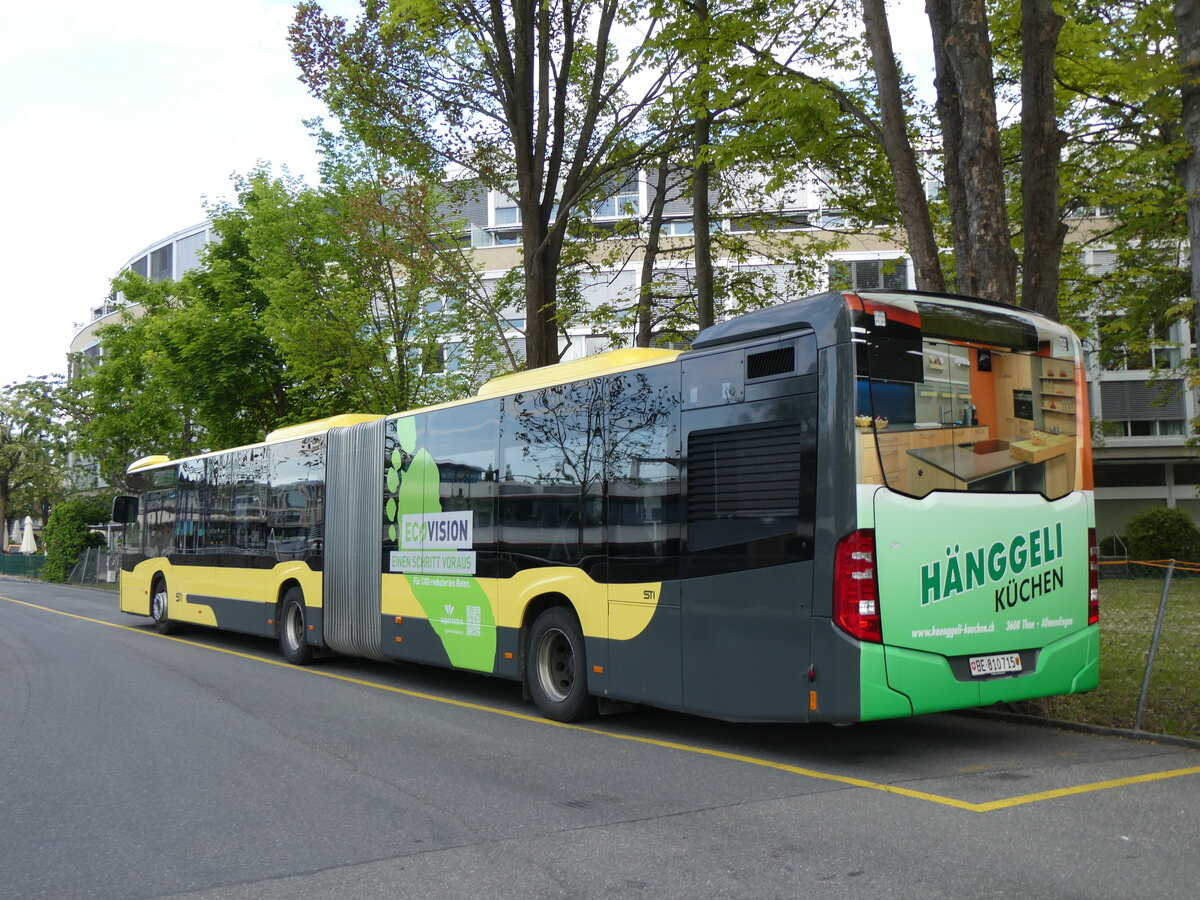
263, 414, 384, 442
475, 348, 681, 398
126, 455, 171, 473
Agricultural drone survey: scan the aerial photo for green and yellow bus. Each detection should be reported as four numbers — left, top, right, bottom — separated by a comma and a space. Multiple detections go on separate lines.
116, 289, 1099, 722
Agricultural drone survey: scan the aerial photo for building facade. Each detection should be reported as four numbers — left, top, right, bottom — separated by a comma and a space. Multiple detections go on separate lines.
69, 222, 215, 369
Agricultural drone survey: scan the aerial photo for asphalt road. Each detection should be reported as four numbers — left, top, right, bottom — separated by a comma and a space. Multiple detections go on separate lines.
2, 578, 1198, 899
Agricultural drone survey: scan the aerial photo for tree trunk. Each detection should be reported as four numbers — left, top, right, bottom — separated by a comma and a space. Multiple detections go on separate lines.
948, 0, 1015, 304
1176, 0, 1200, 355
927, 0, 975, 295
522, 210, 564, 369
928, 0, 1015, 303
638, 161, 672, 347
693, 111, 715, 331
863, 0, 945, 292
691, 0, 716, 332
1020, 0, 1067, 321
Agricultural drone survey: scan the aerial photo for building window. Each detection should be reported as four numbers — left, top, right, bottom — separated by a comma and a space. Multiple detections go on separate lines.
1095, 315, 1183, 371
1093, 463, 1167, 487
661, 220, 694, 236
150, 245, 173, 282
828, 258, 909, 292
591, 183, 640, 219
1100, 419, 1187, 438
175, 230, 208, 276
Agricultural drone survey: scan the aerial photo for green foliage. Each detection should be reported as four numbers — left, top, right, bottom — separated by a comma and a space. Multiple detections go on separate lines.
0, 377, 69, 531
73, 126, 511, 479
69, 277, 209, 488
1125, 506, 1200, 562
213, 128, 509, 413
1017, 0, 1189, 334
291, 0, 689, 366
41, 497, 111, 583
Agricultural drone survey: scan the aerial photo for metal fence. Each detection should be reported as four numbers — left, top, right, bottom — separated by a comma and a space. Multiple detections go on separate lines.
1093, 558, 1200, 736
67, 548, 122, 588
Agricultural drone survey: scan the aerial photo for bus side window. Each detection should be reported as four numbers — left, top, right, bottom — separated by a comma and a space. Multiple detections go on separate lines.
500, 383, 604, 567
606, 368, 681, 580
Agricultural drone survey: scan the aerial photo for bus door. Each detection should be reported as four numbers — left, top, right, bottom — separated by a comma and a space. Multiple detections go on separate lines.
678, 335, 819, 720
324, 418, 388, 660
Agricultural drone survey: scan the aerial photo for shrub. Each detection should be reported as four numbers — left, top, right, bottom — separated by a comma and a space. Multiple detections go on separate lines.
41, 497, 112, 583
1124, 506, 1200, 563
1098, 534, 1127, 556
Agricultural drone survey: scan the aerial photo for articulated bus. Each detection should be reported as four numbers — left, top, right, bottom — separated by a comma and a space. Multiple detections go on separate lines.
116, 289, 1099, 723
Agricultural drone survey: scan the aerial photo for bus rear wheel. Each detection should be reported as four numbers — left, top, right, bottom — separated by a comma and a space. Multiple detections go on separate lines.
150, 577, 179, 635
527, 607, 597, 722
279, 587, 313, 665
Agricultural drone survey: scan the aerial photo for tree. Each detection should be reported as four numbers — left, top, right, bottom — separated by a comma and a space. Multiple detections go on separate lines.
0, 377, 67, 532
1176, 0, 1200, 352
291, 0, 676, 369
1047, 0, 1190, 352
926, 0, 1016, 304
74, 126, 509, 482
1020, 0, 1068, 320
862, 0, 945, 291
210, 145, 509, 416
71, 273, 227, 488
41, 497, 110, 583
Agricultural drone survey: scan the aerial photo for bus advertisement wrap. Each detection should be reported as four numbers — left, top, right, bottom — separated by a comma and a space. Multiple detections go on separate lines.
872, 490, 1091, 655
386, 425, 496, 672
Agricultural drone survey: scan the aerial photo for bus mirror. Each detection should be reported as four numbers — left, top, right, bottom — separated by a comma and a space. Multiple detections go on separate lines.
112, 495, 137, 524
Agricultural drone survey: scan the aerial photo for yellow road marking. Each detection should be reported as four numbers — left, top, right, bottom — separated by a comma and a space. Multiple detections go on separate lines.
5, 594, 1198, 813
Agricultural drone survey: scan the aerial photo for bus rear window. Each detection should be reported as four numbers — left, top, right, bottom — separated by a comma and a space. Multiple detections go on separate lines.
853, 301, 1083, 499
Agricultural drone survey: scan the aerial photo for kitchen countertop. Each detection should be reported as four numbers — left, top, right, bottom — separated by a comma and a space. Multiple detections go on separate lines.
906, 440, 1027, 484
856, 422, 973, 435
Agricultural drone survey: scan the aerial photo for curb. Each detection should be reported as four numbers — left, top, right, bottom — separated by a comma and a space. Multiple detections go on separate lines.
958, 706, 1200, 751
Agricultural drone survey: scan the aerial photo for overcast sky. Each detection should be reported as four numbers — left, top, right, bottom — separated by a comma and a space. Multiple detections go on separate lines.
0, 0, 933, 390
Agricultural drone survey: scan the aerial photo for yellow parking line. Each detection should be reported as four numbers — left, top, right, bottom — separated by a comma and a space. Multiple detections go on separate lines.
973, 766, 1200, 812
5, 594, 1198, 813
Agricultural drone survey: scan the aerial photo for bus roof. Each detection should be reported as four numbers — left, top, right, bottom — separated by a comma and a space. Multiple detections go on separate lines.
124, 351, 682, 475
474, 348, 681, 398
263, 414, 384, 442
125, 415, 386, 475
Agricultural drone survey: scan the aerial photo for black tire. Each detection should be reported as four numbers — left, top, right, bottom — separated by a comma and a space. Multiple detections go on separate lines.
526, 606, 598, 722
279, 587, 313, 665
150, 577, 179, 635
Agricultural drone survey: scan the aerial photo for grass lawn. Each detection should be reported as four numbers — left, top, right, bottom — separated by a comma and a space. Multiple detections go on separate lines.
1015, 573, 1200, 740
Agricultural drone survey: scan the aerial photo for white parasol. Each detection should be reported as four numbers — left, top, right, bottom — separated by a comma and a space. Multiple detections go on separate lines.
20, 516, 36, 554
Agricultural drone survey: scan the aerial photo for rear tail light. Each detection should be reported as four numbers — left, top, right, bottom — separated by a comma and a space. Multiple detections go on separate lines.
1088, 527, 1100, 625
834, 529, 882, 643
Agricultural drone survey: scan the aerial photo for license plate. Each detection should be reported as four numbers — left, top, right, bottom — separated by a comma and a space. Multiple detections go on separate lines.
969, 652, 1022, 677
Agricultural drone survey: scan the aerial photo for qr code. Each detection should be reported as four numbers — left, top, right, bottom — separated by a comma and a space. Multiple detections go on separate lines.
466, 605, 481, 637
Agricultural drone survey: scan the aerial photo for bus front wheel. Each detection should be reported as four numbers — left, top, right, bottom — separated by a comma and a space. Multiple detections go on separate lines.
150, 577, 179, 635
279, 587, 313, 666
527, 607, 598, 722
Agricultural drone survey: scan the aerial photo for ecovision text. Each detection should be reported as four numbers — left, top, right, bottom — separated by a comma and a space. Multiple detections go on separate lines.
920, 523, 1066, 612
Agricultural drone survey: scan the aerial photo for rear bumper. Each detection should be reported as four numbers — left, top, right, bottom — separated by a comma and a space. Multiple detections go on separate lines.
860, 625, 1099, 720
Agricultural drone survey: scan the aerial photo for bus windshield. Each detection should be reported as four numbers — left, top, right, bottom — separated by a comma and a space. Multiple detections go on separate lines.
852, 293, 1085, 500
